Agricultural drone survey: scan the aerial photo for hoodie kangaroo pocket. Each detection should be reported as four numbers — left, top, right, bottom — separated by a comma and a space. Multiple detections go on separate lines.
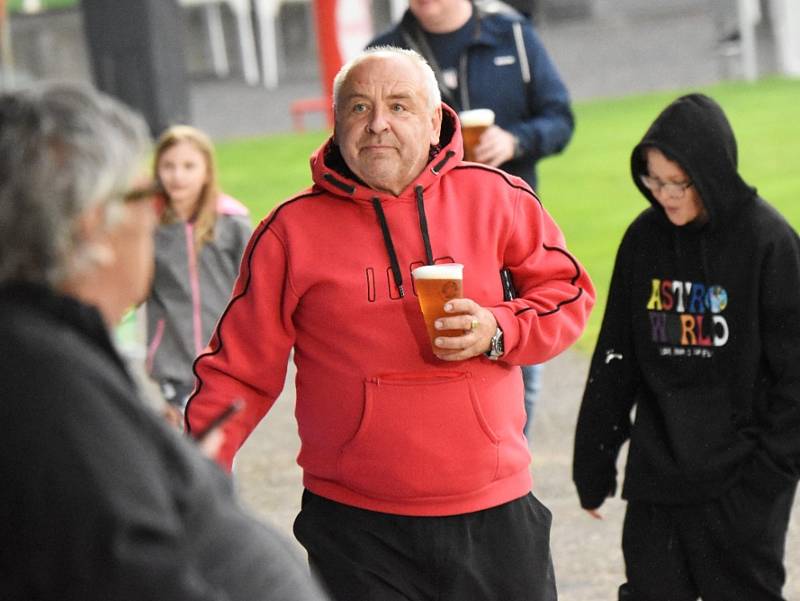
338, 370, 500, 500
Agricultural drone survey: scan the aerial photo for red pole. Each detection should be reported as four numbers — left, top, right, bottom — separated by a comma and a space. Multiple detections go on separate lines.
312, 0, 340, 127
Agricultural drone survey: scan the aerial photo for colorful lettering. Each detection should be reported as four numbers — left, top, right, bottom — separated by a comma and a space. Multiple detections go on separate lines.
647, 278, 729, 351
688, 282, 706, 314
695, 314, 712, 346
649, 312, 667, 342
646, 279, 662, 311
680, 314, 697, 345
713, 315, 729, 346
672, 280, 689, 313
660, 279, 674, 310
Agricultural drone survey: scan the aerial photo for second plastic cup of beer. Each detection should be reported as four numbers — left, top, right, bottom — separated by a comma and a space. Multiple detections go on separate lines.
459, 108, 495, 162
411, 263, 465, 352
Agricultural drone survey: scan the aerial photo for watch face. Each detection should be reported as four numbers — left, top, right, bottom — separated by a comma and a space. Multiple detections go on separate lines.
488, 328, 503, 357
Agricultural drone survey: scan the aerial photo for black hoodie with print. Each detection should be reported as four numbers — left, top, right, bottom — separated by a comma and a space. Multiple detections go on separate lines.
573, 93, 800, 508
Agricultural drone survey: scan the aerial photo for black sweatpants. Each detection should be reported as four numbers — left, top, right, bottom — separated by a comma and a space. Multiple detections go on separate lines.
619, 478, 797, 601
293, 490, 557, 601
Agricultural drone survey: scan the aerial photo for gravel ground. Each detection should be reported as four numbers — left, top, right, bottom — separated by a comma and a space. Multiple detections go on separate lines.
233, 349, 799, 600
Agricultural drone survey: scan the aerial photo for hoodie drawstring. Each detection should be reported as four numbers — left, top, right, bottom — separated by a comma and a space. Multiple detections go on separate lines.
415, 186, 434, 266
324, 148, 454, 299
371, 188, 437, 299
372, 197, 406, 298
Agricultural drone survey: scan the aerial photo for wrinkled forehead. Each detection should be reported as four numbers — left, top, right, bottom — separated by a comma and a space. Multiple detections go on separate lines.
341, 55, 428, 104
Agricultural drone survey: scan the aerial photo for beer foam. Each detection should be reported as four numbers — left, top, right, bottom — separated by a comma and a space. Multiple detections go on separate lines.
411, 263, 464, 280
459, 109, 495, 128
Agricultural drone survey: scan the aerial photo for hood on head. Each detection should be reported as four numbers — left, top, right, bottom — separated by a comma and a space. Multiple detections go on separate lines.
310, 103, 462, 202
630, 93, 755, 229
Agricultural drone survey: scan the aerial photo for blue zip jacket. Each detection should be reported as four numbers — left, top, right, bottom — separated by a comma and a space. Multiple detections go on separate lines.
369, 2, 574, 188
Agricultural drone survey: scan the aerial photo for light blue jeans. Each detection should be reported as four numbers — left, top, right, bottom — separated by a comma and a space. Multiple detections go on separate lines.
521, 363, 543, 439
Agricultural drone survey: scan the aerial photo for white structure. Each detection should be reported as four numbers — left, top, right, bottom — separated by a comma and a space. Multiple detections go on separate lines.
737, 0, 761, 82
769, 0, 800, 76
178, 0, 260, 85
335, 0, 374, 63
252, 0, 281, 88
21, 0, 43, 13
255, 0, 378, 90
181, 0, 409, 89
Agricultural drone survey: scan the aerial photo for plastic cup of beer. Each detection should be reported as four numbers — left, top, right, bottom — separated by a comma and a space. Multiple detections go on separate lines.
411, 263, 465, 351
459, 108, 495, 162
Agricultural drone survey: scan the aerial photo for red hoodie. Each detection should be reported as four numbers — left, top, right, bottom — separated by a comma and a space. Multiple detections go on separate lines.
186, 105, 594, 516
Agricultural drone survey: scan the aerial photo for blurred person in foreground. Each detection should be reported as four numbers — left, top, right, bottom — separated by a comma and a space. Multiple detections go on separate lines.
0, 82, 326, 601
185, 46, 594, 601
573, 93, 800, 601
369, 0, 575, 440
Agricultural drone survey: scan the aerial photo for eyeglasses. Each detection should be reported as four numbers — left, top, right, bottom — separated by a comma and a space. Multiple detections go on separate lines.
639, 174, 693, 199
122, 180, 164, 203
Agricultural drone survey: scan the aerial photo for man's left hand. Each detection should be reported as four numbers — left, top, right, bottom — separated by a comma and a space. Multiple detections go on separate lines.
472, 125, 516, 167
433, 298, 498, 361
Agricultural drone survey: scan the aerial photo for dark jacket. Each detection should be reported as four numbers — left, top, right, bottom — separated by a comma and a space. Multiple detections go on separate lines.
0, 283, 325, 601
369, 1, 573, 188
573, 94, 800, 508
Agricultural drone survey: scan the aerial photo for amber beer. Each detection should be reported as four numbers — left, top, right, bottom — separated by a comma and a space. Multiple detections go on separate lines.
411, 263, 465, 350
459, 108, 495, 162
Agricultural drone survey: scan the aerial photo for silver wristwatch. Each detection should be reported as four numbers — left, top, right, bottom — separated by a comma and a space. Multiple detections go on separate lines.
485, 327, 504, 360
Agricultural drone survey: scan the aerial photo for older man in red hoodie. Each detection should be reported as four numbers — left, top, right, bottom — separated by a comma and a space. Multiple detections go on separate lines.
186, 46, 594, 601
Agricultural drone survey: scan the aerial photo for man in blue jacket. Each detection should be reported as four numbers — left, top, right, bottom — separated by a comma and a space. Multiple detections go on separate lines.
369, 0, 575, 438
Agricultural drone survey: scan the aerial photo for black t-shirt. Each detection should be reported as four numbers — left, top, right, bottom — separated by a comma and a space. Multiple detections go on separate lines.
422, 14, 476, 104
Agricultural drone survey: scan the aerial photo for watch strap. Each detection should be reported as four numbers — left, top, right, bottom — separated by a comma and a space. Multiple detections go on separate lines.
485, 327, 504, 360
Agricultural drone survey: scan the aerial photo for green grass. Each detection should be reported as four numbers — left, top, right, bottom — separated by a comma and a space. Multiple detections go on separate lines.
215, 77, 800, 353
216, 132, 327, 219
6, 0, 76, 12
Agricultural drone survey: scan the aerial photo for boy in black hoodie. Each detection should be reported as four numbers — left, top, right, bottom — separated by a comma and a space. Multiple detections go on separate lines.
573, 93, 800, 600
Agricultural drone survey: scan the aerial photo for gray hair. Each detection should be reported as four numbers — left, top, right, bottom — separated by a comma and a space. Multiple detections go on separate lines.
332, 46, 442, 115
0, 82, 151, 287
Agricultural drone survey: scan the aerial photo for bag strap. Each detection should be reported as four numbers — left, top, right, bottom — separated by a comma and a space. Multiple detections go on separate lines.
399, 23, 460, 109
511, 20, 531, 84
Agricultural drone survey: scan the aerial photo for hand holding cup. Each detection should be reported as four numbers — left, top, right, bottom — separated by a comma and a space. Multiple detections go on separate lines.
411, 263, 497, 360
432, 298, 497, 361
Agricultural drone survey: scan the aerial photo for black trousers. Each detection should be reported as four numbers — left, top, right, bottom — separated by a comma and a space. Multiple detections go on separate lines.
293, 490, 557, 601
619, 478, 797, 601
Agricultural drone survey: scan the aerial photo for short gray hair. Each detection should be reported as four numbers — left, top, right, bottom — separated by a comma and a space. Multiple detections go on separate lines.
0, 82, 151, 287
332, 46, 442, 115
